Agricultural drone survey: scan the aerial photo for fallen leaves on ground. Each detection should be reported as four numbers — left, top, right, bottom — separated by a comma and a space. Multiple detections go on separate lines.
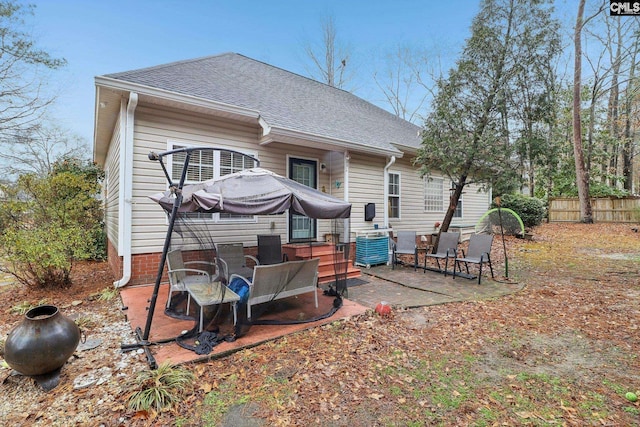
1, 223, 639, 426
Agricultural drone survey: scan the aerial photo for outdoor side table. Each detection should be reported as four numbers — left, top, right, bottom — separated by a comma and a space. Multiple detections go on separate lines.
186, 281, 240, 332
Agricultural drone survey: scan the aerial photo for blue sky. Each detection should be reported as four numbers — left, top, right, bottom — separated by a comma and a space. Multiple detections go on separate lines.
25, 1, 484, 147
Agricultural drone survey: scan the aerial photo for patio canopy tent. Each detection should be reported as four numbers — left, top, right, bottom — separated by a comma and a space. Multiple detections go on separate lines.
127, 147, 351, 367
149, 167, 352, 219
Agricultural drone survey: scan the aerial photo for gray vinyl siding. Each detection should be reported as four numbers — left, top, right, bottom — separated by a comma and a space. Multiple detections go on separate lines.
104, 115, 121, 250
128, 105, 346, 254
347, 153, 491, 240
347, 152, 387, 233
386, 156, 429, 229
125, 104, 490, 254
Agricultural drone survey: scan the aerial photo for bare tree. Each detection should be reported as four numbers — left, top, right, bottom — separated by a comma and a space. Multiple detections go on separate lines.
582, 13, 639, 186
621, 37, 639, 192
303, 14, 352, 89
372, 44, 439, 124
0, 2, 66, 134
0, 123, 87, 179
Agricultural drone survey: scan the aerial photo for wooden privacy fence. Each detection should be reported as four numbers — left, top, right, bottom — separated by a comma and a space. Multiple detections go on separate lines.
549, 197, 640, 223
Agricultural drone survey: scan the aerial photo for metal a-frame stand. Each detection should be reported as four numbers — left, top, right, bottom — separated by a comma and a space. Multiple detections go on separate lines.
120, 147, 259, 368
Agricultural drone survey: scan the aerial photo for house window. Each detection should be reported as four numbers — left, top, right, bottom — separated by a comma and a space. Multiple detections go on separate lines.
388, 172, 400, 219
219, 151, 255, 220
170, 144, 256, 222
453, 198, 463, 218
451, 181, 463, 219
424, 177, 443, 212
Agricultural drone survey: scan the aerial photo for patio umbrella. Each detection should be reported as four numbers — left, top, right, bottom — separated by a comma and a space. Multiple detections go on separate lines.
132, 150, 352, 367
149, 167, 351, 219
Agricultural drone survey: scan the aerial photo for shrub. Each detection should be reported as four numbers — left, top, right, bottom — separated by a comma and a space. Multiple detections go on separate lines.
493, 194, 545, 228
588, 182, 629, 198
0, 158, 104, 288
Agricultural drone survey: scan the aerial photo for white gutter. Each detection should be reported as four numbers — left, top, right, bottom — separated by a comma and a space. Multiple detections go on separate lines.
260, 126, 404, 158
383, 156, 396, 228
114, 92, 138, 288
258, 116, 271, 137
95, 76, 260, 120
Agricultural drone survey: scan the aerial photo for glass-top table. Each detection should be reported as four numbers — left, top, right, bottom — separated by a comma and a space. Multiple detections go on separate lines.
186, 281, 241, 332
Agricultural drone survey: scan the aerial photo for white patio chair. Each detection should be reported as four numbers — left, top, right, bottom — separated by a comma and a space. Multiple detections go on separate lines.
166, 249, 218, 313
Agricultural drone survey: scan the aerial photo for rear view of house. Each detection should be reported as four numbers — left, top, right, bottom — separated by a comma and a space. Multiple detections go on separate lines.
93, 53, 491, 286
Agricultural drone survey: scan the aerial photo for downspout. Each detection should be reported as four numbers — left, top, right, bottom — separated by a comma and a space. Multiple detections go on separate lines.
114, 92, 138, 287
383, 156, 396, 228
343, 151, 350, 243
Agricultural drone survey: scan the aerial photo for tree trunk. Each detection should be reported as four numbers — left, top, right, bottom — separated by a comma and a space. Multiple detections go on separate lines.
573, 0, 593, 223
440, 175, 467, 234
622, 39, 638, 192
606, 22, 622, 186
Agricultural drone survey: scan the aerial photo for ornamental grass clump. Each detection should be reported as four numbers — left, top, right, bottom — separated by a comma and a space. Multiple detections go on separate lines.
127, 362, 195, 412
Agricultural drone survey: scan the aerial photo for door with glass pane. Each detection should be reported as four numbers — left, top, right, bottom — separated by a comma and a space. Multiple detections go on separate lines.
289, 158, 317, 241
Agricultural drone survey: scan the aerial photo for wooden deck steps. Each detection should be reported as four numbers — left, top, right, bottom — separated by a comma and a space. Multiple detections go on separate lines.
282, 243, 361, 284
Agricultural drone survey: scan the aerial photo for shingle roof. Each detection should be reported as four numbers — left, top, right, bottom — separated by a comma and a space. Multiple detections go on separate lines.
104, 53, 422, 154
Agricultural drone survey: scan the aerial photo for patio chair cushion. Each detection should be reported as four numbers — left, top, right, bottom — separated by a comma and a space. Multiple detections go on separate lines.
228, 276, 250, 304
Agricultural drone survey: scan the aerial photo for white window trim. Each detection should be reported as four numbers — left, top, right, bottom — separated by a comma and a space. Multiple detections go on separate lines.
424, 176, 444, 212
453, 196, 463, 218
388, 171, 401, 219
450, 181, 463, 219
167, 140, 258, 224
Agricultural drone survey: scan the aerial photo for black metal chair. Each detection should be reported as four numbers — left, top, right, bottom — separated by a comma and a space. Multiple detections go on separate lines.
453, 233, 494, 284
424, 232, 460, 275
257, 235, 288, 265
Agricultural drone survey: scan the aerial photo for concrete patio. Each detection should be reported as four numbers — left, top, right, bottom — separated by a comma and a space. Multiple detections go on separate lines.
345, 263, 524, 309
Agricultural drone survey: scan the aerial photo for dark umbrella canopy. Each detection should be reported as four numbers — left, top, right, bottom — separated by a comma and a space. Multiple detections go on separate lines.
149, 168, 351, 219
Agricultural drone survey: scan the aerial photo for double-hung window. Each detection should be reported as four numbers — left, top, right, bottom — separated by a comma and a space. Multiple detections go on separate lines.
388, 172, 400, 219
170, 144, 257, 222
424, 177, 444, 212
452, 181, 463, 219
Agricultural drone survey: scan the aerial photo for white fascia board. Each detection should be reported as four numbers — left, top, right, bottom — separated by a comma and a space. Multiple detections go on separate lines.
94, 76, 261, 120
393, 143, 421, 154
260, 125, 404, 158
93, 86, 101, 162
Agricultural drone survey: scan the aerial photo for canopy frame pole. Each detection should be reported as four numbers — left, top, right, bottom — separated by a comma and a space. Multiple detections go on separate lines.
121, 147, 260, 368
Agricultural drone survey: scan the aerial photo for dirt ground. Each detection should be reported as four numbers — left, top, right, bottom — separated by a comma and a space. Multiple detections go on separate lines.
1, 222, 639, 426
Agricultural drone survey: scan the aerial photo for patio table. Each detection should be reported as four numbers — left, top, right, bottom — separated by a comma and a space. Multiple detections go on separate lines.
186, 281, 240, 332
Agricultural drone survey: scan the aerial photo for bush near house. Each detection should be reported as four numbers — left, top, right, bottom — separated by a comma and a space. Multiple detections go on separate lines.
0, 158, 105, 288
493, 194, 545, 228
